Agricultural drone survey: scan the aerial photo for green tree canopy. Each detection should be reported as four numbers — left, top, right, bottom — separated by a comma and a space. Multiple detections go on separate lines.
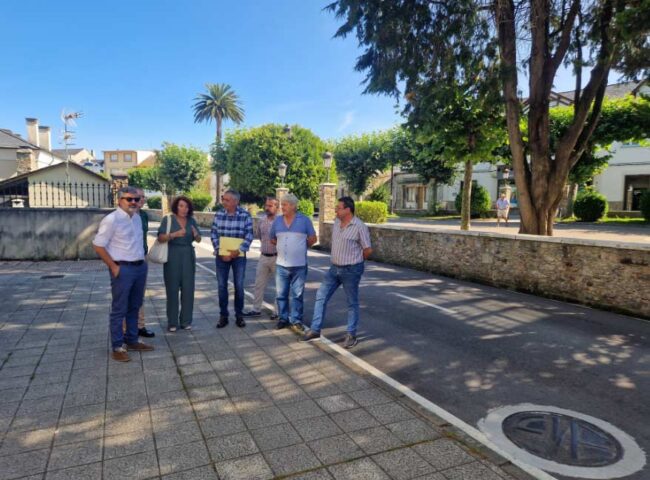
127, 166, 162, 192
219, 124, 334, 204
328, 0, 650, 235
157, 143, 210, 195
334, 131, 391, 195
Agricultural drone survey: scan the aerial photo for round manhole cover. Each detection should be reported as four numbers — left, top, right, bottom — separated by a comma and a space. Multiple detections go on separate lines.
503, 411, 623, 467
479, 404, 647, 479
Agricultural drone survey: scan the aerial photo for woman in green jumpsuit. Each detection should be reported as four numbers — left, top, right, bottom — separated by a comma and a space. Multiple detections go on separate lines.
157, 196, 201, 332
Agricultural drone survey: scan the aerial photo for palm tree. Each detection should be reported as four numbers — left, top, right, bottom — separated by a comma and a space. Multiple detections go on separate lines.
192, 83, 245, 200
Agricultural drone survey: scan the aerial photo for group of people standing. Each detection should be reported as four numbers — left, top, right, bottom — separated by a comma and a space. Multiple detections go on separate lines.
93, 186, 372, 363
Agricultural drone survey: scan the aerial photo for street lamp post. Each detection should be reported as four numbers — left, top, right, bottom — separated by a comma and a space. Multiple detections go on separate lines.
278, 162, 287, 188
322, 151, 333, 183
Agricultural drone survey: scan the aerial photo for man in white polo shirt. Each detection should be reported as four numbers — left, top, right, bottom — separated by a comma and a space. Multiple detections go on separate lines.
93, 186, 154, 362
301, 196, 372, 348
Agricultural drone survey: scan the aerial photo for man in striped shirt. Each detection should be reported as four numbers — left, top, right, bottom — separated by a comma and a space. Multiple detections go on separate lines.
243, 196, 279, 319
210, 190, 254, 328
301, 196, 372, 348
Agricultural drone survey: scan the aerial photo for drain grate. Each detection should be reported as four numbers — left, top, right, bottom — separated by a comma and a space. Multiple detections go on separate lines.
503, 411, 623, 467
40, 274, 65, 279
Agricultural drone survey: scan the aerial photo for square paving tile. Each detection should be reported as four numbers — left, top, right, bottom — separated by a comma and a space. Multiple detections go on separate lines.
264, 443, 322, 477
330, 408, 381, 432
154, 421, 203, 449
292, 415, 343, 442
182, 372, 221, 389
199, 413, 246, 439
386, 419, 441, 443
157, 439, 211, 475
367, 402, 415, 424
307, 433, 363, 464
316, 394, 359, 414
241, 405, 287, 430
279, 399, 325, 421
349, 426, 405, 455
413, 439, 475, 471
150, 405, 195, 427
187, 384, 228, 403
372, 447, 436, 480
45, 462, 102, 480
441, 461, 505, 480
0, 448, 49, 480
328, 457, 390, 480
347, 388, 392, 407
206, 431, 259, 462
47, 438, 103, 471
149, 390, 191, 410
103, 451, 159, 480
161, 465, 219, 480
251, 422, 302, 451
103, 430, 155, 460
193, 399, 237, 419
215, 453, 274, 480
283, 469, 333, 480
0, 427, 55, 456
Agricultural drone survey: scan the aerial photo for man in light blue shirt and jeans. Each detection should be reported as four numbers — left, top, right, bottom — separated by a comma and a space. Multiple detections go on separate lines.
270, 193, 317, 333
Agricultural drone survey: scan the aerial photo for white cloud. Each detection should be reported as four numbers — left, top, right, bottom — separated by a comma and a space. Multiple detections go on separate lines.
338, 110, 355, 132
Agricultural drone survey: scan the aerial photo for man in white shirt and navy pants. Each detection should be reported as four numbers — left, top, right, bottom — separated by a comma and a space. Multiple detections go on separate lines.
93, 186, 154, 362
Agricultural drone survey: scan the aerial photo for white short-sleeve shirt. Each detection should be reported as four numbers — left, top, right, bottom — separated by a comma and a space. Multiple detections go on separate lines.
92, 207, 145, 262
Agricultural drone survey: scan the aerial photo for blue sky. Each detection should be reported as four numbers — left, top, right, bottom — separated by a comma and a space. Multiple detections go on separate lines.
1, 0, 590, 157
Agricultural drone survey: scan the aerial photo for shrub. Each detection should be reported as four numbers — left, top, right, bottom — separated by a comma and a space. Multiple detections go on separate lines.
244, 203, 260, 216
212, 203, 224, 212
640, 190, 650, 222
368, 183, 390, 206
147, 196, 162, 209
184, 191, 212, 211
574, 190, 609, 222
355, 201, 388, 223
454, 184, 491, 218
297, 199, 315, 217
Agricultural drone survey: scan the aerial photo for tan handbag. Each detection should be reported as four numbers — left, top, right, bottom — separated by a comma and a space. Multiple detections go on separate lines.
147, 214, 172, 263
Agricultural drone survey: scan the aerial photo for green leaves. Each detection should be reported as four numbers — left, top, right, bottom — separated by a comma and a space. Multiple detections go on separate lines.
156, 143, 210, 195
218, 124, 333, 204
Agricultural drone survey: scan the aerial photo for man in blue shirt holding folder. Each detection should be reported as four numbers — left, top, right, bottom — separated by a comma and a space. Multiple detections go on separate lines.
210, 190, 254, 329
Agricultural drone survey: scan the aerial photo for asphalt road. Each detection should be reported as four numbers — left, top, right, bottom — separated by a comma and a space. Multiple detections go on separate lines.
190, 232, 649, 479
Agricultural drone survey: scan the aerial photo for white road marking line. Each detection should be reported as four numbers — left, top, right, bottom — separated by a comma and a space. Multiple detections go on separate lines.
391, 292, 456, 315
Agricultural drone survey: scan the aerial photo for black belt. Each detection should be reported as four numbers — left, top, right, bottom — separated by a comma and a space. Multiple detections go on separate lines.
117, 260, 145, 266
262, 253, 277, 257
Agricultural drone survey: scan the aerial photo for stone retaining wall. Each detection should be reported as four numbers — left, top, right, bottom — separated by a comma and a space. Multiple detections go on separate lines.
319, 222, 650, 318
0, 208, 112, 260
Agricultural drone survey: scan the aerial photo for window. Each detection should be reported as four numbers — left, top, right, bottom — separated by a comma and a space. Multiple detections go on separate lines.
124, 153, 132, 162
406, 186, 417, 203
110, 154, 118, 162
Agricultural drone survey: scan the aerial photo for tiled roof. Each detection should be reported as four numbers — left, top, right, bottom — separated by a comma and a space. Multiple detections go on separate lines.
0, 129, 38, 149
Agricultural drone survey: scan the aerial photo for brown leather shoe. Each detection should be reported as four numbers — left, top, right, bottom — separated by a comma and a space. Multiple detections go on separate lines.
111, 349, 130, 362
126, 342, 154, 352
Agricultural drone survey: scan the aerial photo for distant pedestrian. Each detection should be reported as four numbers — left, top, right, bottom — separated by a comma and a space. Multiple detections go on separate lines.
211, 190, 253, 328
301, 196, 372, 349
243, 196, 279, 320
93, 186, 154, 362
270, 193, 317, 334
496, 193, 510, 226
157, 196, 202, 332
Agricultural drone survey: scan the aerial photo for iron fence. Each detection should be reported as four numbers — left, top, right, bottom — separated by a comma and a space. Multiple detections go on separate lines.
0, 181, 115, 208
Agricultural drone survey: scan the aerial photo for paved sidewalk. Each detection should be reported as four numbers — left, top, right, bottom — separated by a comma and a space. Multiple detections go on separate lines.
0, 260, 528, 480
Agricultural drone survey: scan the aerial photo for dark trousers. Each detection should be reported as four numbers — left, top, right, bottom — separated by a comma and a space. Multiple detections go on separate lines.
110, 263, 147, 350
216, 256, 246, 318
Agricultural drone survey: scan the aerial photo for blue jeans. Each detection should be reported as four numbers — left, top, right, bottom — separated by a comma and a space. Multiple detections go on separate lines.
110, 263, 148, 350
310, 262, 364, 336
216, 256, 246, 318
275, 265, 308, 325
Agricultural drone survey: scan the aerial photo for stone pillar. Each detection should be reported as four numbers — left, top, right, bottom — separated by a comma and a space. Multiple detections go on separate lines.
625, 187, 634, 211
16, 148, 35, 175
275, 187, 289, 201
319, 183, 337, 230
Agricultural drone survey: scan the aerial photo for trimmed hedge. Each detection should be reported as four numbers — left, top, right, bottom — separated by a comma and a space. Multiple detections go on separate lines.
298, 199, 315, 218
639, 190, 650, 222
454, 184, 491, 218
185, 192, 212, 211
355, 201, 388, 224
574, 190, 609, 222
146, 196, 162, 209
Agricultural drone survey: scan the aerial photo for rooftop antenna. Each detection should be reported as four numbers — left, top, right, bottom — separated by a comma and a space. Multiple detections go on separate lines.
60, 109, 83, 183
